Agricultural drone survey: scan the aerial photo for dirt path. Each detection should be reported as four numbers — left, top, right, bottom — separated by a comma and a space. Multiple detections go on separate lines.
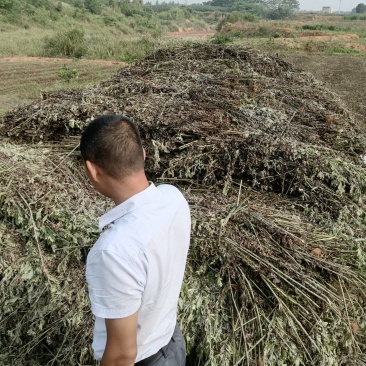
294, 33, 359, 41
1, 56, 127, 66
166, 30, 215, 39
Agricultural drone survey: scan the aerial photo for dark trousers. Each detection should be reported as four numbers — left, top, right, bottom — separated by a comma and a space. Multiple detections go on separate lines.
135, 324, 186, 366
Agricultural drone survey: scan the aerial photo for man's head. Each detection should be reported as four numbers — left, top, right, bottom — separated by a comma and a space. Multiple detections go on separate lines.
80, 115, 145, 181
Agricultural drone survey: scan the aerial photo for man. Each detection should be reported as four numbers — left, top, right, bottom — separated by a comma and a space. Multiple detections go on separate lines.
80, 115, 191, 366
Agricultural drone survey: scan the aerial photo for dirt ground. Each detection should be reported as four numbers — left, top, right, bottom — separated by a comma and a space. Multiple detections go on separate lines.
166, 30, 215, 39
0, 57, 122, 114
1, 56, 126, 66
283, 53, 366, 120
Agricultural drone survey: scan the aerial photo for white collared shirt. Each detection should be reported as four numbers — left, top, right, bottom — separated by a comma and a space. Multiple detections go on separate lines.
86, 183, 191, 362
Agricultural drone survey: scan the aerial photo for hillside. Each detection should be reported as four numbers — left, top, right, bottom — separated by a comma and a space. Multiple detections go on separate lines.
0, 0, 219, 61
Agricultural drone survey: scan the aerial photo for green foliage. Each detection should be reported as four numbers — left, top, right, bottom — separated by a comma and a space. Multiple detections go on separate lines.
211, 33, 234, 44
204, 0, 298, 18
85, 0, 102, 14
204, 0, 266, 15
58, 65, 80, 83
265, 0, 300, 19
300, 24, 351, 32
55, 1, 62, 12
204, 0, 237, 6
43, 28, 87, 58
344, 13, 366, 20
188, 4, 230, 12
328, 47, 361, 54
0, 0, 13, 11
115, 37, 156, 62
0, 0, 62, 24
356, 3, 366, 13
217, 10, 258, 31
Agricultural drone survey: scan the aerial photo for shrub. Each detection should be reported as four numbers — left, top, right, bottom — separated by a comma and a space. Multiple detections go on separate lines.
211, 33, 234, 44
43, 28, 87, 58
58, 65, 80, 83
217, 11, 258, 31
300, 24, 350, 32
344, 14, 366, 20
257, 26, 270, 37
328, 47, 361, 54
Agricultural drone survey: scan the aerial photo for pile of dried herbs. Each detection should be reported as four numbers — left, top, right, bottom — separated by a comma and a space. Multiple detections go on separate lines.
1, 44, 365, 365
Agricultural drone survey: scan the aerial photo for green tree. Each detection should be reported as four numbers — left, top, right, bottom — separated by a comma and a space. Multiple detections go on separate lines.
356, 3, 366, 13
234, 1, 266, 16
85, 0, 101, 14
0, 0, 14, 11
43, 28, 87, 58
204, 0, 252, 7
204, 0, 299, 18
264, 0, 299, 19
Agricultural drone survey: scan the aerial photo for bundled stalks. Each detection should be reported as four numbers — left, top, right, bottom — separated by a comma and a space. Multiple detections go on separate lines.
0, 44, 366, 365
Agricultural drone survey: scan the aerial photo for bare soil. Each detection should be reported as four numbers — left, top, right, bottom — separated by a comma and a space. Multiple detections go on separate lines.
0, 57, 122, 113
166, 30, 215, 39
283, 53, 366, 119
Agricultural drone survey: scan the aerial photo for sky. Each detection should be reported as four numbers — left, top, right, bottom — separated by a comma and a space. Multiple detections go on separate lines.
298, 0, 361, 11
180, 0, 362, 12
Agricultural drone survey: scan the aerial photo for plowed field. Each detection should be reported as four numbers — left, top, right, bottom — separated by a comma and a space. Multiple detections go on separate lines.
0, 57, 123, 114
284, 53, 366, 119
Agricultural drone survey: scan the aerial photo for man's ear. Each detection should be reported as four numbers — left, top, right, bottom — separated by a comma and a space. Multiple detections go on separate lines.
143, 148, 146, 161
85, 160, 100, 183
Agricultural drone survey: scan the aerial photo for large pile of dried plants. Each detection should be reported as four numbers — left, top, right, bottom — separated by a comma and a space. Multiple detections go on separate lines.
1, 44, 366, 366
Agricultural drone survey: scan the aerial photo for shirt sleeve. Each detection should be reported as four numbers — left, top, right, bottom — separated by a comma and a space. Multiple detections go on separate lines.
86, 248, 147, 319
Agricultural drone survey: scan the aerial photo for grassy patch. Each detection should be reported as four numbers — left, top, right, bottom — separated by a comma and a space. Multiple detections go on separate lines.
344, 14, 366, 21
299, 24, 351, 32
328, 47, 362, 54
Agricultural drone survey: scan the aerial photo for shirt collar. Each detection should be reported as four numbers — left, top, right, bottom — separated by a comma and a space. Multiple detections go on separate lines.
98, 182, 157, 230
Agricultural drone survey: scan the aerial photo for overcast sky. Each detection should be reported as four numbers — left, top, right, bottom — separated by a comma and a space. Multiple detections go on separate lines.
181, 0, 361, 12
299, 0, 360, 11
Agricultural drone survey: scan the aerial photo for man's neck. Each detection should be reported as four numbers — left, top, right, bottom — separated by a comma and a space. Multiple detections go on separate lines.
108, 171, 150, 206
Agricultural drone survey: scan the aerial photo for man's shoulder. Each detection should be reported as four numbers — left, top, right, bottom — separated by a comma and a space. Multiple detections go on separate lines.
156, 184, 188, 204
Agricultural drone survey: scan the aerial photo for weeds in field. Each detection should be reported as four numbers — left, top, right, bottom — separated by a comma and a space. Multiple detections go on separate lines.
328, 47, 361, 55
299, 24, 351, 32
58, 65, 80, 83
43, 28, 87, 58
344, 14, 366, 21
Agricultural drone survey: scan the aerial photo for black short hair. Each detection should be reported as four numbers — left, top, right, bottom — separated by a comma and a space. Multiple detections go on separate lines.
80, 115, 144, 179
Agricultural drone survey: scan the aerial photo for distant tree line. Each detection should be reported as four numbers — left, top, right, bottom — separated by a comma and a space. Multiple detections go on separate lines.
203, 0, 300, 19
0, 0, 299, 21
0, 0, 145, 16
356, 3, 366, 13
